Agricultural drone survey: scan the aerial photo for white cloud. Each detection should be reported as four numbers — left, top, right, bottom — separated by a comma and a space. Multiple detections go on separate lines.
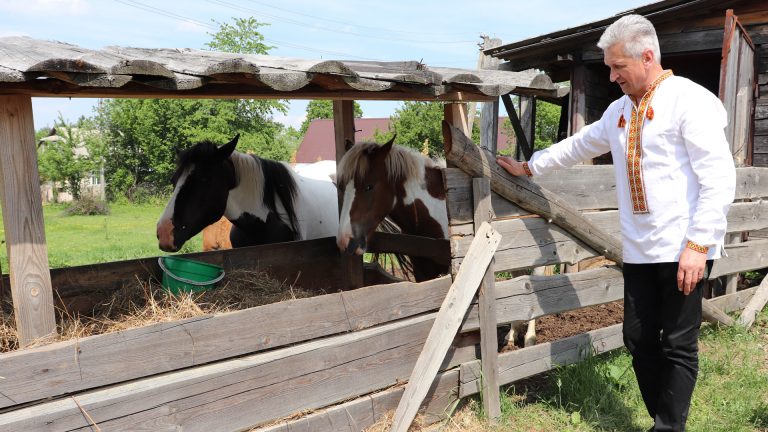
0, 0, 90, 15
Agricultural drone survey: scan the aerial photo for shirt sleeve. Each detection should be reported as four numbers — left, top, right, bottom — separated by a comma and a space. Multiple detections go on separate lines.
680, 90, 736, 249
527, 108, 612, 176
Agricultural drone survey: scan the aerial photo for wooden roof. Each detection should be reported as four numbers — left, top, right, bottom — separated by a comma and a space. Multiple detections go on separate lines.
485, 0, 753, 69
0, 36, 562, 102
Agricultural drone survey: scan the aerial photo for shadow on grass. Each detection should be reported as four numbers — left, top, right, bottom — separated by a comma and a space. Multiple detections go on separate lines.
748, 402, 768, 429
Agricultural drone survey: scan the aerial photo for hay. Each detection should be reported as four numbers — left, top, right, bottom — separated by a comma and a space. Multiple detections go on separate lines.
0, 268, 317, 353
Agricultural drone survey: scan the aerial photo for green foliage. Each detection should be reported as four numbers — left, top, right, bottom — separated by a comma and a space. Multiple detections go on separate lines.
37, 114, 106, 201
299, 100, 363, 134
64, 195, 110, 216
373, 101, 480, 158
95, 17, 291, 200
499, 98, 563, 158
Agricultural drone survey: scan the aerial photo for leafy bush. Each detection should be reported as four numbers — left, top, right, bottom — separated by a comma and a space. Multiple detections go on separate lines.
64, 195, 110, 216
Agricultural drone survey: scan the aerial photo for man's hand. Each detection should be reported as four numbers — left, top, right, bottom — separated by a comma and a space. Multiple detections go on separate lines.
677, 247, 707, 295
496, 156, 528, 177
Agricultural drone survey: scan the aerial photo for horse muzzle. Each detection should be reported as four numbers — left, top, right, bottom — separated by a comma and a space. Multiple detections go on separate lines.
157, 219, 179, 252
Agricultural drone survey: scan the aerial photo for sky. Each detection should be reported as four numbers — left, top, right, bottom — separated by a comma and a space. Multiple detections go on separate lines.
0, 0, 653, 131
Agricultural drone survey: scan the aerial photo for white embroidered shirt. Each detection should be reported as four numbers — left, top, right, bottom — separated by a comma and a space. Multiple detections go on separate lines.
528, 75, 736, 263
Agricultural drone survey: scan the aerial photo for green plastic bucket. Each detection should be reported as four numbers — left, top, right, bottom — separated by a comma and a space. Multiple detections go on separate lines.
158, 256, 225, 295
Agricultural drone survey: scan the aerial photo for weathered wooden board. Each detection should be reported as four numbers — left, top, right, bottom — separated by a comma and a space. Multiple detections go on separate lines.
460, 323, 624, 397
0, 36, 560, 100
0, 276, 451, 409
256, 370, 460, 431
0, 95, 56, 346
0, 312, 478, 432
391, 223, 500, 432
451, 217, 598, 273
711, 239, 768, 278
709, 285, 758, 313
460, 266, 624, 332
446, 167, 768, 226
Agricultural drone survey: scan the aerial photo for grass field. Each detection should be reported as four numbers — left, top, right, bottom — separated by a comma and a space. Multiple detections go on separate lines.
0, 202, 201, 270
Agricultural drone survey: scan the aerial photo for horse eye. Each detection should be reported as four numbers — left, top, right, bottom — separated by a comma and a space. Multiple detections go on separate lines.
364, 184, 374, 192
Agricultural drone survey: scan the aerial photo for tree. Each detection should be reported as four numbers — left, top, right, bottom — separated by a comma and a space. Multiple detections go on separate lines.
96, 17, 291, 200
38, 114, 105, 201
374, 101, 480, 158
299, 100, 363, 134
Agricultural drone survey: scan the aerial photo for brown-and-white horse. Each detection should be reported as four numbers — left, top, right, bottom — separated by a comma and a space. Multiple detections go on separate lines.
157, 135, 338, 252
336, 137, 448, 282
336, 136, 535, 347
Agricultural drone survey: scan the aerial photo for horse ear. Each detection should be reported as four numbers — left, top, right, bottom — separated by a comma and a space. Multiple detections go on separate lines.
219, 134, 239, 158
381, 134, 396, 154
345, 139, 354, 152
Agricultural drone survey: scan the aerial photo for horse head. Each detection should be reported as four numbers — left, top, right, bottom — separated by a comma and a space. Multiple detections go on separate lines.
336, 136, 398, 255
157, 135, 239, 252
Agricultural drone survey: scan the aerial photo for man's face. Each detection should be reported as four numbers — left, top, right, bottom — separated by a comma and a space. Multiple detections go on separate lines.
603, 42, 652, 99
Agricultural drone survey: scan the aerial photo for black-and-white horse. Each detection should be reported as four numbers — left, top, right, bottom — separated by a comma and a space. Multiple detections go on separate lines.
157, 135, 338, 252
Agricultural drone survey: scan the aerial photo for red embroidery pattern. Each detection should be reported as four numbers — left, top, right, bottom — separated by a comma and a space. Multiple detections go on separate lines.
625, 70, 673, 214
686, 240, 709, 254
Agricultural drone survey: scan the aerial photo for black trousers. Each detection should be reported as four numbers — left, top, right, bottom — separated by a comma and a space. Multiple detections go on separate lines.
622, 261, 712, 432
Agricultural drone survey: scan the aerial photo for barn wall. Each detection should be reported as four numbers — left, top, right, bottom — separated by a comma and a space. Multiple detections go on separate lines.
751, 25, 768, 166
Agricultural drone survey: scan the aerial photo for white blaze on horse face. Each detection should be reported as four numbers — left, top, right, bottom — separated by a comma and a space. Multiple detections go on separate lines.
157, 168, 191, 251
402, 175, 448, 239
337, 182, 358, 253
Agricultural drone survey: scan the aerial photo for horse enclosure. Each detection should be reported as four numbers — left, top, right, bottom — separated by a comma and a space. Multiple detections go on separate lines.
0, 35, 766, 431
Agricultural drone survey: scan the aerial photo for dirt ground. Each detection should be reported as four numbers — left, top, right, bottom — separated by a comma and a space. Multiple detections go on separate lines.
535, 300, 625, 343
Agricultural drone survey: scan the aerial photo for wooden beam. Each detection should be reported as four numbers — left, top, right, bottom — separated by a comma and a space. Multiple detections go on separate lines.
500, 94, 532, 160
472, 178, 501, 421
461, 324, 624, 397
738, 276, 768, 328
390, 222, 501, 432
334, 100, 364, 289
444, 122, 623, 266
0, 95, 56, 346
702, 299, 735, 326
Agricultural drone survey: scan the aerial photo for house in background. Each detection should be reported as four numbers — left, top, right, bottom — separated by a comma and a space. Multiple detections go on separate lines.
294, 117, 517, 163
38, 127, 106, 203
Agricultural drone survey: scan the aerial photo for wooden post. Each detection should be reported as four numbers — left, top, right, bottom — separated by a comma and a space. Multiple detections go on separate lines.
390, 222, 501, 432
333, 100, 364, 289
520, 95, 536, 153
738, 275, 768, 328
0, 95, 56, 346
443, 102, 471, 168
500, 94, 532, 161
476, 37, 502, 154
472, 178, 500, 421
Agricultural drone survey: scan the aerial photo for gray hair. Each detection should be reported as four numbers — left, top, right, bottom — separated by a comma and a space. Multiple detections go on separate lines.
597, 14, 661, 63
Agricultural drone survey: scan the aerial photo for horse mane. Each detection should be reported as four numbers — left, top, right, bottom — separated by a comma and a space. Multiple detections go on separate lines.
256, 157, 299, 237
172, 140, 222, 184
337, 141, 439, 186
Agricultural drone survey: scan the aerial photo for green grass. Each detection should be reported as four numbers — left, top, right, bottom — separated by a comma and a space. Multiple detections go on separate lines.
0, 203, 202, 270
460, 309, 768, 431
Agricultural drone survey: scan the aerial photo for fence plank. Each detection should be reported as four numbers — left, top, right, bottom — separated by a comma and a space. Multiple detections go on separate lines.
0, 95, 56, 346
460, 324, 624, 397
445, 167, 768, 226
445, 123, 623, 265
460, 266, 624, 332
451, 218, 598, 273
0, 312, 479, 432
738, 277, 768, 328
472, 178, 501, 421
711, 239, 768, 278
709, 285, 758, 313
256, 370, 461, 431
0, 276, 452, 409
391, 222, 501, 432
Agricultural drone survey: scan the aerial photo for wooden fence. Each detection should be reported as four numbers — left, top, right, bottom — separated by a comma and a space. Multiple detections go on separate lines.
0, 165, 765, 431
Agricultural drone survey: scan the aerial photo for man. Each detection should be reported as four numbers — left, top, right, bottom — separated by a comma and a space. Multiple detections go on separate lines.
496, 14, 735, 432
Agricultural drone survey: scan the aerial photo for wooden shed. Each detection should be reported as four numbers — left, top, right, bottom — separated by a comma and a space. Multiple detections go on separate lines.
0, 36, 559, 346
486, 0, 767, 167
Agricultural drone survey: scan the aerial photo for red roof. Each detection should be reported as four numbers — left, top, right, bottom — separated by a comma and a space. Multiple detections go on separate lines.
294, 117, 515, 163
